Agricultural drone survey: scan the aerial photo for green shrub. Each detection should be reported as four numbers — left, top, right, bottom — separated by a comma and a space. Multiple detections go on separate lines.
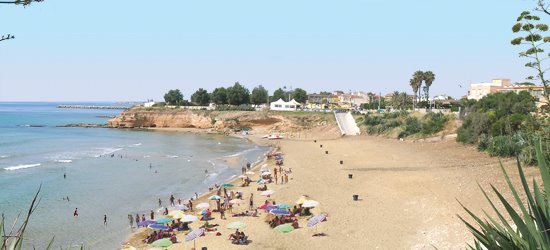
486, 135, 521, 157
421, 112, 449, 135
216, 105, 255, 111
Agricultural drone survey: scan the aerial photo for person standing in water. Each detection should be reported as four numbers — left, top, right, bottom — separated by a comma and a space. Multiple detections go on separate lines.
128, 214, 134, 228
104, 215, 107, 225
73, 208, 78, 217
158, 198, 162, 207
63, 173, 66, 179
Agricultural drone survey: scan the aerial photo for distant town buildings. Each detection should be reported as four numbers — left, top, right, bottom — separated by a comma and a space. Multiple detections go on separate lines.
467, 78, 548, 106
305, 91, 371, 110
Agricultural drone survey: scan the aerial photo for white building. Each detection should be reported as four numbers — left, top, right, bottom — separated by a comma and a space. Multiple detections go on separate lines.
270, 98, 302, 111
143, 101, 156, 107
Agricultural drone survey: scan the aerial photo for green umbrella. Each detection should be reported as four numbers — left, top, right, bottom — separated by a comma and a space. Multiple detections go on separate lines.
151, 238, 173, 248
226, 221, 247, 229
222, 183, 234, 188
277, 203, 292, 209
274, 223, 294, 233
156, 217, 173, 224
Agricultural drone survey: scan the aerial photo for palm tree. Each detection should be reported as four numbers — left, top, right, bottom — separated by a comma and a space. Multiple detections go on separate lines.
423, 71, 435, 106
367, 92, 375, 109
413, 71, 424, 106
409, 78, 420, 110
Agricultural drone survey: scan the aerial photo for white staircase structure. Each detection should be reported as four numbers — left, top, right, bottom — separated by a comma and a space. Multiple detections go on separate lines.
334, 112, 361, 136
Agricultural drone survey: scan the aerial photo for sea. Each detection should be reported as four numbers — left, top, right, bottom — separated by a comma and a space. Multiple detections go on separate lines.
0, 102, 269, 249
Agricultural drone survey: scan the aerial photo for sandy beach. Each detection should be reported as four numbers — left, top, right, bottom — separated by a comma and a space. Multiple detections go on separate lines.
128, 131, 540, 250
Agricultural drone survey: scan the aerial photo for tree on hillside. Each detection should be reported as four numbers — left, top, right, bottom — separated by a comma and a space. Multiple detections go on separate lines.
226, 82, 250, 105
250, 85, 268, 105
211, 87, 228, 105
423, 71, 435, 103
511, 11, 550, 104
390, 91, 409, 110
191, 88, 210, 105
292, 88, 308, 103
164, 89, 184, 105
272, 88, 287, 102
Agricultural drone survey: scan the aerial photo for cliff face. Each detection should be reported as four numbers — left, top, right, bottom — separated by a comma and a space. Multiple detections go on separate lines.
108, 108, 339, 136
108, 109, 214, 129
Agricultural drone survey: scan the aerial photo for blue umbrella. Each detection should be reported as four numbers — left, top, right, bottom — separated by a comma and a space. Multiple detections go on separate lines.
278, 203, 292, 209
270, 209, 291, 216
264, 205, 278, 211
307, 214, 327, 227
156, 217, 173, 224
148, 224, 169, 230
137, 220, 155, 227
185, 228, 205, 249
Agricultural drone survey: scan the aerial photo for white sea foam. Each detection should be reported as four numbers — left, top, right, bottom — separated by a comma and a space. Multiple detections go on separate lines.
54, 159, 73, 163
94, 147, 123, 157
129, 143, 142, 147
143, 155, 151, 158
166, 155, 179, 158
0, 155, 8, 159
4, 163, 41, 171
223, 147, 260, 158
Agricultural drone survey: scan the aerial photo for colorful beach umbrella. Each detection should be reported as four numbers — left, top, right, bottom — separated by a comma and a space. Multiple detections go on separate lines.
208, 195, 222, 200
258, 203, 269, 209
185, 228, 205, 242
264, 205, 278, 211
155, 217, 172, 224
222, 183, 234, 188
196, 202, 210, 210
295, 196, 307, 205
180, 214, 198, 223
226, 221, 247, 229
307, 214, 327, 227
274, 223, 294, 233
270, 209, 291, 216
137, 220, 155, 227
151, 238, 172, 248
277, 203, 292, 209
302, 200, 320, 208
168, 210, 184, 218
261, 190, 274, 196
148, 224, 169, 230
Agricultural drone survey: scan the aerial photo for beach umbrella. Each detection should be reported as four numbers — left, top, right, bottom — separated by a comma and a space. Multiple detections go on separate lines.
274, 223, 294, 233
208, 195, 222, 200
264, 205, 278, 211
245, 171, 255, 175
174, 204, 189, 211
170, 211, 185, 220
261, 172, 271, 177
302, 200, 320, 208
307, 214, 327, 228
270, 209, 291, 216
222, 183, 234, 188
196, 202, 210, 210
261, 190, 274, 196
226, 221, 247, 229
295, 196, 307, 205
180, 214, 198, 223
168, 210, 183, 217
277, 203, 292, 209
151, 238, 172, 248
155, 217, 172, 224
148, 224, 169, 230
229, 199, 244, 205
257, 179, 268, 184
185, 228, 205, 249
137, 220, 155, 227
258, 203, 269, 209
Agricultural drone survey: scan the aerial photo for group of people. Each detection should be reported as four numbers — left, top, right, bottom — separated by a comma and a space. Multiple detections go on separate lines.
228, 229, 248, 245
144, 229, 177, 244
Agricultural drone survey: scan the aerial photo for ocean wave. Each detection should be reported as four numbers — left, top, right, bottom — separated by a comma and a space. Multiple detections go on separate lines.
143, 155, 151, 158
54, 159, 73, 163
4, 163, 41, 171
94, 147, 123, 157
166, 155, 179, 158
129, 143, 142, 147
222, 147, 261, 158
0, 155, 8, 159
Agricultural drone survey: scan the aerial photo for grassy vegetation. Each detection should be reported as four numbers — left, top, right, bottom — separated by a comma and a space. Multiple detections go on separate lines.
362, 111, 452, 138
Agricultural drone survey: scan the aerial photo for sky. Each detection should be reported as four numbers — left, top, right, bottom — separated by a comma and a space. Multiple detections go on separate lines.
0, 0, 542, 101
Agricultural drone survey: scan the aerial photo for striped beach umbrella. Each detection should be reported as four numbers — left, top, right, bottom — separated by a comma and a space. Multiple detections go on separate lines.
307, 214, 327, 227
270, 209, 291, 216
185, 228, 205, 249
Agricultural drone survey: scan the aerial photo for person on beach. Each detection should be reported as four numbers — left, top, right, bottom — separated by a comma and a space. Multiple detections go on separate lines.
177, 198, 181, 205
164, 207, 168, 216
281, 175, 284, 185
66, 196, 70, 202
246, 162, 251, 170
158, 198, 162, 207
284, 174, 288, 184
104, 215, 107, 225
249, 194, 254, 210
128, 214, 134, 227
141, 214, 145, 222
73, 208, 78, 217
135, 213, 140, 225
170, 195, 175, 207
220, 207, 226, 219
150, 210, 154, 220
188, 200, 193, 212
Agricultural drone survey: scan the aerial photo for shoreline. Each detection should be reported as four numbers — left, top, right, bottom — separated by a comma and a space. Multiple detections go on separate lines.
125, 128, 277, 248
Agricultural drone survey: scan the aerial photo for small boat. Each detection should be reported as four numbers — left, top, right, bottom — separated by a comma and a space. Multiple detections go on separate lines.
267, 135, 283, 140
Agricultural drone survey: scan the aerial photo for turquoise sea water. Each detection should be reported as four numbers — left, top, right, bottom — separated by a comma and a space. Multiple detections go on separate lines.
0, 102, 268, 249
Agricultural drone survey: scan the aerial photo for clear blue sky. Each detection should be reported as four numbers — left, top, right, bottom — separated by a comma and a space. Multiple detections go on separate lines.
0, 0, 540, 101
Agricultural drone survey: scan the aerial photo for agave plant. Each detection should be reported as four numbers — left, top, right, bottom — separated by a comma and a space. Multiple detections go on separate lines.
459, 140, 550, 249
1, 186, 56, 250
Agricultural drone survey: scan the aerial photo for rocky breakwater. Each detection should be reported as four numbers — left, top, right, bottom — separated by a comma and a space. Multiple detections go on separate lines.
108, 108, 214, 129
